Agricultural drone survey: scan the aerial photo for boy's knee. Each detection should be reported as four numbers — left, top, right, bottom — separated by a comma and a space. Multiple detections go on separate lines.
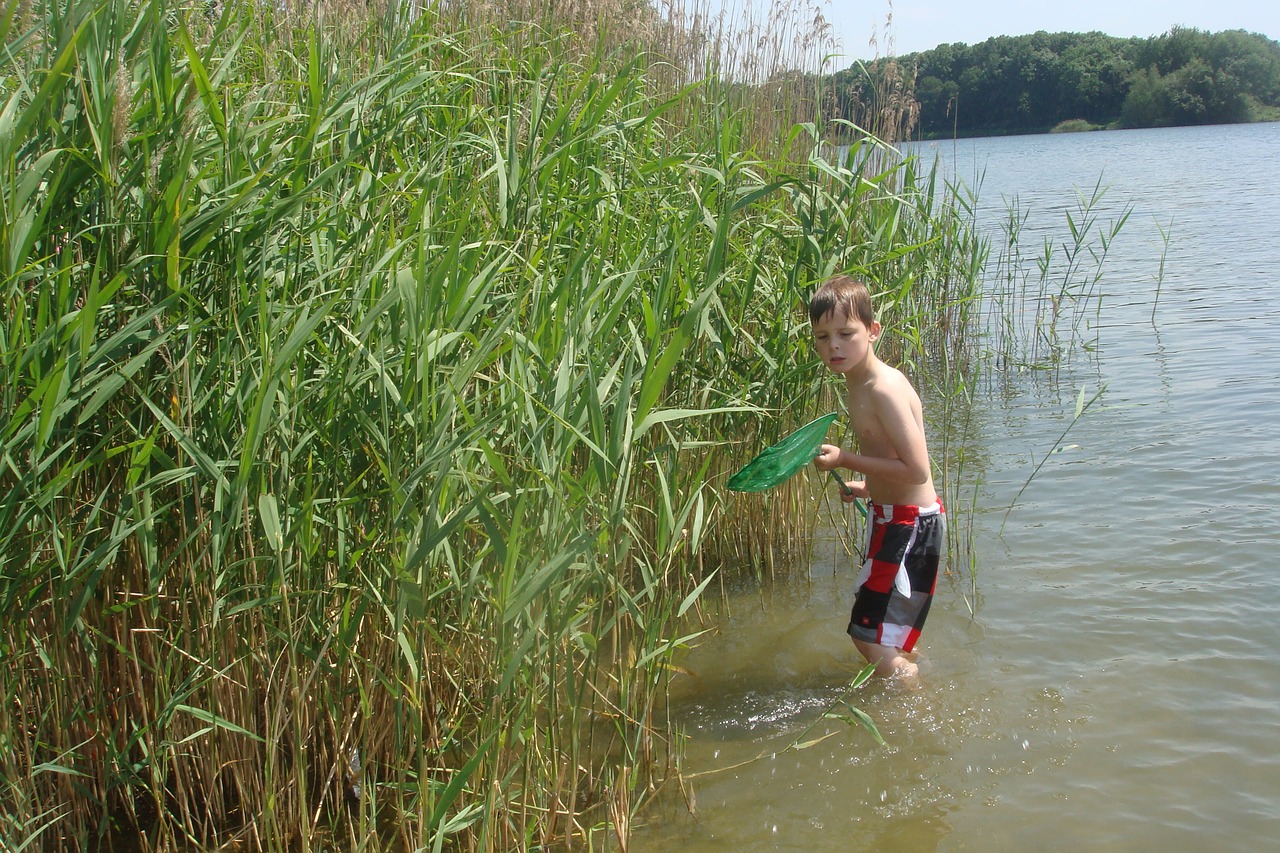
853, 638, 911, 677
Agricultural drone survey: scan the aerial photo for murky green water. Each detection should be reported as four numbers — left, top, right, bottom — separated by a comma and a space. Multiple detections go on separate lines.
633, 123, 1280, 851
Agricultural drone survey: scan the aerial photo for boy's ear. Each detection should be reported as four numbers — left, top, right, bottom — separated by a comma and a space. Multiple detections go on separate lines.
869, 320, 883, 341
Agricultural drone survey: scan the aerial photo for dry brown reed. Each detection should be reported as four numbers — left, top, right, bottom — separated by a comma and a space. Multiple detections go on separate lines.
432, 1, 881, 155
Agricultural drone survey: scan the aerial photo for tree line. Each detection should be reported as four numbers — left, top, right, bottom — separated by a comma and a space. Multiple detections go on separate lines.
829, 27, 1280, 137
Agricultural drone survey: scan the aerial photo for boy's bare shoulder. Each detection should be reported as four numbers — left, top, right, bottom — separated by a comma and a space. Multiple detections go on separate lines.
866, 361, 921, 405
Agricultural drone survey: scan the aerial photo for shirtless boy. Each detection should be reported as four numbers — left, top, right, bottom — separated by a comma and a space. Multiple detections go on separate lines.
809, 276, 945, 679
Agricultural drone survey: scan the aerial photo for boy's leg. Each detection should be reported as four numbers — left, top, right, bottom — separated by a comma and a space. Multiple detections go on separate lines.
848, 504, 943, 677
853, 638, 918, 678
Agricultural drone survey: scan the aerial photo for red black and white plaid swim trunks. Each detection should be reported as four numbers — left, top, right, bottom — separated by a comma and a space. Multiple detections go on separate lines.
848, 499, 945, 653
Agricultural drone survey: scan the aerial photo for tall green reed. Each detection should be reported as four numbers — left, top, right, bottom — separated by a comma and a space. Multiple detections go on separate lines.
1, 1, 985, 849
984, 178, 1133, 370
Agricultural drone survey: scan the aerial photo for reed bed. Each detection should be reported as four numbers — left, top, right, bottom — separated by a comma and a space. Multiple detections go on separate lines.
0, 1, 983, 849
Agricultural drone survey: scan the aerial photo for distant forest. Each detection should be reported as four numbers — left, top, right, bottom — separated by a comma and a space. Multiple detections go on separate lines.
829, 27, 1280, 138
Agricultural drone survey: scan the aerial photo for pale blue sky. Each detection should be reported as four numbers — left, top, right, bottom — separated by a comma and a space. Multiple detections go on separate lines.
825, 0, 1280, 61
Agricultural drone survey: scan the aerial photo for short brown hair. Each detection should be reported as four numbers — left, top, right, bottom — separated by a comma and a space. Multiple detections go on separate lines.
809, 275, 874, 327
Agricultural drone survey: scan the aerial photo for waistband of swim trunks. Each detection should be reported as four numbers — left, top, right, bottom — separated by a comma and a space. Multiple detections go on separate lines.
868, 499, 943, 524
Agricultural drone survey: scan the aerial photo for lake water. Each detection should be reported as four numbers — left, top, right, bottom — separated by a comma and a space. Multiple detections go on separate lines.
633, 123, 1280, 851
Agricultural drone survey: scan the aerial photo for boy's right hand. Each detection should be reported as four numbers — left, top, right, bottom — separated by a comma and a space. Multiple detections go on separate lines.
839, 481, 869, 503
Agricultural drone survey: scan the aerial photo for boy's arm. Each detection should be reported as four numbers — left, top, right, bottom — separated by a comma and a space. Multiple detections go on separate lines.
817, 445, 927, 484
866, 383, 933, 485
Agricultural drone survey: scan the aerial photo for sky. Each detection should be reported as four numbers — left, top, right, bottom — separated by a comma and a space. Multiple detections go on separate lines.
804, 1, 1280, 63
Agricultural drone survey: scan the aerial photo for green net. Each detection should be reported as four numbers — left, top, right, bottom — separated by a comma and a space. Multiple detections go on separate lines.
725, 412, 839, 492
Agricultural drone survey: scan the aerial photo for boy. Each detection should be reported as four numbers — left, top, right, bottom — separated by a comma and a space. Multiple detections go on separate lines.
809, 275, 945, 679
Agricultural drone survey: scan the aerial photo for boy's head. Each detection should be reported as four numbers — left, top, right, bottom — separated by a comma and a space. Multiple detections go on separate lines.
809, 275, 875, 328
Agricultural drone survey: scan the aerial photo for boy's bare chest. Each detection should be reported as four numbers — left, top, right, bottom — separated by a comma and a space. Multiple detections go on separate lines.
845, 392, 892, 454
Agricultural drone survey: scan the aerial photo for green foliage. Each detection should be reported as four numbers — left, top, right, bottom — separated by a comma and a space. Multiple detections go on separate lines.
1050, 119, 1102, 133
1121, 65, 1174, 127
839, 27, 1280, 137
0, 1, 984, 850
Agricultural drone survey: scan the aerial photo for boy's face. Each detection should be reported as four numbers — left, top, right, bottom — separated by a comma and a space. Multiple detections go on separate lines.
811, 309, 880, 375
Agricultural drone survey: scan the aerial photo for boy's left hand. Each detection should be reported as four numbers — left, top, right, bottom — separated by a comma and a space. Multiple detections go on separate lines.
813, 443, 842, 471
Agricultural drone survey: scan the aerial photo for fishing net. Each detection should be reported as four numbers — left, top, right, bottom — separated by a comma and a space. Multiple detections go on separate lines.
725, 412, 839, 492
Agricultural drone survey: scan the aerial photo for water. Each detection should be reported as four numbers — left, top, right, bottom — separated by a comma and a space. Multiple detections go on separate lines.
634, 123, 1280, 852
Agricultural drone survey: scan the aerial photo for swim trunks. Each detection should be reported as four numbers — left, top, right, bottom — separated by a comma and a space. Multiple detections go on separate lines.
847, 500, 945, 653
